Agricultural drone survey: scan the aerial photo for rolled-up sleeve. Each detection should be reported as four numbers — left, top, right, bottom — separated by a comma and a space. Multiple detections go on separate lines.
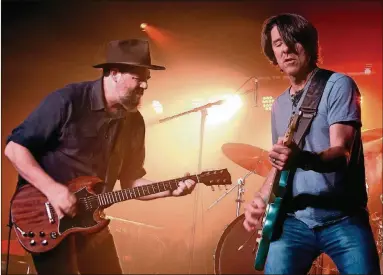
6, 91, 67, 154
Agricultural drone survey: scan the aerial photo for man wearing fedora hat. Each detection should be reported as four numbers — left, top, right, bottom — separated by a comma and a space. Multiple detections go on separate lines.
5, 39, 196, 274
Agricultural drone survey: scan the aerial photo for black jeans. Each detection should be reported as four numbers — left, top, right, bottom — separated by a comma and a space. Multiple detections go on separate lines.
32, 227, 122, 274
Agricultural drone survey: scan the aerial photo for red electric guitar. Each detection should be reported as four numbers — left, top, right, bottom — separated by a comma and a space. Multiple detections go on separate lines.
11, 169, 231, 254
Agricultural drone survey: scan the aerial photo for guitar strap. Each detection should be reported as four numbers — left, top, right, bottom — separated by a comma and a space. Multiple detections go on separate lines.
279, 68, 334, 206
272, 68, 334, 240
293, 68, 334, 147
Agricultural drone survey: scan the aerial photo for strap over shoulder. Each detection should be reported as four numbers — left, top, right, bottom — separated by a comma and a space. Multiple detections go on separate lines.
293, 68, 334, 148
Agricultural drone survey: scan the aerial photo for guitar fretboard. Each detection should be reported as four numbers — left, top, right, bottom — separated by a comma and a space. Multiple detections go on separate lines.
96, 176, 197, 206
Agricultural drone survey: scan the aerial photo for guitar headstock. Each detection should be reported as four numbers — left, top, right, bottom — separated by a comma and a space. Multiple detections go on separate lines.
197, 169, 232, 187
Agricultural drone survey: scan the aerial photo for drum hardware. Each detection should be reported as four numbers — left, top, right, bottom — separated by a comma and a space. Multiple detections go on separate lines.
361, 128, 383, 143
212, 143, 272, 274
209, 143, 271, 215
213, 214, 263, 274
208, 170, 254, 217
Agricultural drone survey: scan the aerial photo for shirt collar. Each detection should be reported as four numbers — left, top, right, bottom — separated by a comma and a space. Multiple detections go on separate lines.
91, 78, 106, 111
91, 78, 128, 119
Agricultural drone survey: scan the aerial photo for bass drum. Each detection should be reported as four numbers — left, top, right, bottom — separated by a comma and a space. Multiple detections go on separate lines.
214, 214, 263, 274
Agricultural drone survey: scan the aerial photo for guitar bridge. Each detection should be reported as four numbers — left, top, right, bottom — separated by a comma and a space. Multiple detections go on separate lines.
45, 202, 55, 224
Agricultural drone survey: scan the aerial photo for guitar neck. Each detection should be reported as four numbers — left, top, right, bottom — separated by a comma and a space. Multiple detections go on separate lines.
97, 175, 198, 206
262, 167, 280, 201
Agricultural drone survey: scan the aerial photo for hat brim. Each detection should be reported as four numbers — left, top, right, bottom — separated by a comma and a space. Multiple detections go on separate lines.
93, 62, 165, 70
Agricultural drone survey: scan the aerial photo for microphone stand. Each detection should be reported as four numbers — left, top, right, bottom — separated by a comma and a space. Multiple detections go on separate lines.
159, 99, 224, 173
159, 99, 224, 274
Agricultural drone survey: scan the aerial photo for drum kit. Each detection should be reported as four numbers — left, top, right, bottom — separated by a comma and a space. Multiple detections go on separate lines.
212, 128, 383, 274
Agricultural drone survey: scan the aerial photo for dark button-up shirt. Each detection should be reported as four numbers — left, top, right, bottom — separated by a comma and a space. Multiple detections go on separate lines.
7, 79, 146, 190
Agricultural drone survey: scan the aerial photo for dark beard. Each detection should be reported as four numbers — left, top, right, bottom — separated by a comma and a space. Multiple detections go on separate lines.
122, 91, 142, 109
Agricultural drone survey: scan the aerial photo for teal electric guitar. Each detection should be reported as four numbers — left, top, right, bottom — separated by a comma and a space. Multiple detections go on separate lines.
254, 113, 300, 271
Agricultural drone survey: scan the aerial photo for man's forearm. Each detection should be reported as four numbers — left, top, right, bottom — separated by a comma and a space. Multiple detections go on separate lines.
4, 141, 59, 196
298, 146, 350, 173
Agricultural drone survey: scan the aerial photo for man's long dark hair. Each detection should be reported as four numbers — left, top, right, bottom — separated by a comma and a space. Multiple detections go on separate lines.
261, 13, 320, 67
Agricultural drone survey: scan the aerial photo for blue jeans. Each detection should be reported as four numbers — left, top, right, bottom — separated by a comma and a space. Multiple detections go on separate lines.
265, 211, 380, 274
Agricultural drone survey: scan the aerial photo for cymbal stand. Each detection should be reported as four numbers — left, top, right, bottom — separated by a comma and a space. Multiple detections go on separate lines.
208, 170, 254, 217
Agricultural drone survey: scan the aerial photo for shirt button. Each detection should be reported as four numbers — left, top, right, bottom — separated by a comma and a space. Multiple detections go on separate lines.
105, 134, 108, 139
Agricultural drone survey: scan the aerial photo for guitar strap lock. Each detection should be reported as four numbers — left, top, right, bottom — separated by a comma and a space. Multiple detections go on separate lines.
299, 107, 317, 119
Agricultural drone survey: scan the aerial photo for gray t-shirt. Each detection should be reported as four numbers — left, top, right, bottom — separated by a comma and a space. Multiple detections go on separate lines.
271, 71, 367, 228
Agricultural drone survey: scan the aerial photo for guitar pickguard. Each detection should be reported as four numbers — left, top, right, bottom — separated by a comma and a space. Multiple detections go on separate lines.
58, 187, 99, 234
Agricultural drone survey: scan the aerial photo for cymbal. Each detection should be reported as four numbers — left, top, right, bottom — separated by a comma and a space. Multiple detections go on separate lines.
364, 137, 383, 157
362, 128, 383, 143
1, 240, 25, 257
221, 143, 271, 177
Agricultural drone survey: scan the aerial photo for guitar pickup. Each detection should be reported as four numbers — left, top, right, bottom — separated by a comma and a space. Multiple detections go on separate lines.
45, 202, 55, 224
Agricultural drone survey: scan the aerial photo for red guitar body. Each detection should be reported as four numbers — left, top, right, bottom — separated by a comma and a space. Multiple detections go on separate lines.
11, 176, 109, 254
10, 169, 232, 254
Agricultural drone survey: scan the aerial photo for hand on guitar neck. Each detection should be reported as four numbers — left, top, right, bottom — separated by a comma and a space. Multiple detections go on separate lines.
268, 137, 301, 171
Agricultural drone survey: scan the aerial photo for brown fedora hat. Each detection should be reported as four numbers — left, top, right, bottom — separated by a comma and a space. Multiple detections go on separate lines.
93, 39, 165, 70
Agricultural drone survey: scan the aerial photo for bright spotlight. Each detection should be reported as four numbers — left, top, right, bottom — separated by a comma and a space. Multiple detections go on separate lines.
140, 23, 148, 31
262, 96, 274, 111
206, 94, 243, 126
152, 100, 163, 114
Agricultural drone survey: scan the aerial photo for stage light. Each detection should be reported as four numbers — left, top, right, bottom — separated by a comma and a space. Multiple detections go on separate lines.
152, 100, 163, 114
206, 94, 243, 126
364, 63, 373, 75
140, 23, 148, 31
262, 96, 274, 111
